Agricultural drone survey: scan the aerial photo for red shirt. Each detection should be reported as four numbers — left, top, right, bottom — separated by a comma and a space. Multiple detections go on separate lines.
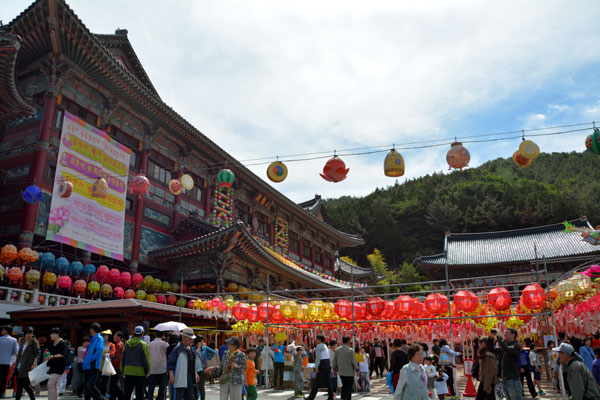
112, 341, 124, 370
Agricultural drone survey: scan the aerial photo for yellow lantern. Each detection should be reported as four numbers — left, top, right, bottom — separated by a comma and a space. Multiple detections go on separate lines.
225, 295, 235, 308
296, 304, 308, 321
238, 286, 248, 299
570, 273, 591, 292
92, 177, 108, 198
384, 149, 405, 177
280, 300, 298, 319
227, 282, 238, 292
556, 280, 575, 300
308, 300, 324, 320
519, 140, 540, 160
323, 302, 336, 321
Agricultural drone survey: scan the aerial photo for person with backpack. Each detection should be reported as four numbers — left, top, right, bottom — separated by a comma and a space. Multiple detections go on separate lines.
121, 326, 150, 400
554, 342, 600, 400
475, 337, 497, 400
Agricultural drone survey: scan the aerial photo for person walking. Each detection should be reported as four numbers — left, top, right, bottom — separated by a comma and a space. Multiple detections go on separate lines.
394, 344, 428, 400
304, 335, 334, 400
167, 328, 198, 400
260, 345, 274, 388
438, 339, 460, 397
98, 330, 115, 397
358, 347, 370, 392
244, 348, 258, 400
371, 339, 385, 379
292, 346, 306, 398
554, 342, 600, 400
73, 337, 89, 396
272, 340, 285, 390
46, 328, 67, 400
82, 323, 106, 400
390, 338, 409, 391
207, 337, 246, 400
148, 331, 168, 400
109, 332, 124, 400
498, 328, 523, 400
0, 325, 18, 398
121, 326, 150, 400
423, 356, 437, 400
194, 335, 216, 400
332, 336, 359, 400
518, 341, 537, 398
256, 339, 265, 387
475, 337, 498, 400
13, 326, 39, 400
528, 342, 545, 396
581, 338, 595, 371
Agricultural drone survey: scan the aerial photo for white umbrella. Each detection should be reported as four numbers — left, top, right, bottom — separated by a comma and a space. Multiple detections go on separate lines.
152, 321, 189, 332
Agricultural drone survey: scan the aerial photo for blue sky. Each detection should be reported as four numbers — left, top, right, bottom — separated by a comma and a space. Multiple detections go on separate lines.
3, 0, 600, 202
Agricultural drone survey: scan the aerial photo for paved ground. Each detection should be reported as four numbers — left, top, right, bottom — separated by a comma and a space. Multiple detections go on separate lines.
4, 372, 565, 399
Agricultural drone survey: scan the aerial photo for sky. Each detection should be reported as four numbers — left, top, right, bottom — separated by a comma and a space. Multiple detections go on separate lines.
3, 0, 600, 202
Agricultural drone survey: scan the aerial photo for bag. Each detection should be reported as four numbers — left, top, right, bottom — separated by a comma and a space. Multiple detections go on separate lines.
471, 359, 480, 381
64, 346, 74, 369
439, 352, 451, 366
219, 373, 231, 385
101, 355, 116, 376
28, 361, 50, 386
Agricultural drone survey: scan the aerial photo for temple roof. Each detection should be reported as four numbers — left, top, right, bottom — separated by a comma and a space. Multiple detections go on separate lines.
335, 258, 376, 277
414, 217, 600, 268
298, 195, 326, 218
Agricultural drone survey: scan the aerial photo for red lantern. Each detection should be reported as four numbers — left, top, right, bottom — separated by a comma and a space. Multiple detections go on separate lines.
521, 283, 545, 310
353, 302, 365, 320
73, 279, 87, 295
248, 306, 259, 323
488, 287, 511, 311
394, 295, 414, 316
210, 297, 222, 311
425, 293, 449, 315
512, 151, 533, 168
167, 294, 177, 305
129, 174, 151, 197
156, 294, 166, 304
7, 267, 23, 282
120, 272, 131, 288
124, 289, 136, 299
132, 273, 143, 287
113, 287, 124, 299
454, 290, 479, 313
334, 299, 352, 319
232, 302, 250, 321
320, 156, 349, 183
109, 268, 121, 286
96, 265, 109, 281
57, 275, 72, 289
446, 142, 470, 170
258, 302, 269, 322
366, 297, 385, 316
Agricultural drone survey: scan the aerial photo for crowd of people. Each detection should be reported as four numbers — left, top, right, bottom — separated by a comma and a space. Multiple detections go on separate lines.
2, 324, 600, 400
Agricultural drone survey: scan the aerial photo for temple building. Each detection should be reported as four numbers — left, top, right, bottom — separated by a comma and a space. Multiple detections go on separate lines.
414, 217, 600, 284
0, 0, 371, 316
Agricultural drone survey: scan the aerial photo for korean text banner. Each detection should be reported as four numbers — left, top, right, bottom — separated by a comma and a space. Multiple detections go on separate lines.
46, 111, 131, 260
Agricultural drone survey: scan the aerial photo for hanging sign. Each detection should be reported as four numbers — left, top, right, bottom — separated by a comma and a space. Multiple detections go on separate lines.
253, 192, 274, 209
46, 111, 131, 260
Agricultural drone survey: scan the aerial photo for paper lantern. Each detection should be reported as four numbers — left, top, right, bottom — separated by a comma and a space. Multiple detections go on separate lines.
446, 142, 470, 170
394, 295, 414, 316
320, 156, 349, 183
454, 290, 479, 312
83, 263, 96, 277
248, 306, 259, 322
120, 272, 131, 288
40, 252, 55, 270
512, 150, 533, 168
180, 174, 194, 190
22, 185, 42, 204
57, 178, 73, 198
43, 272, 57, 286
266, 161, 288, 183
488, 287, 511, 311
521, 284, 544, 310
55, 257, 69, 274
96, 265, 109, 281
73, 279, 87, 294
258, 302, 269, 321
87, 281, 100, 294
232, 302, 250, 321
25, 269, 40, 284
7, 267, 23, 282
156, 294, 166, 304
171, 282, 180, 292
167, 294, 177, 305
280, 300, 298, 320
161, 281, 171, 292
135, 290, 146, 300
146, 294, 157, 303
19, 247, 33, 263
571, 273, 592, 291
556, 280, 575, 300
519, 140, 540, 160
91, 177, 108, 198
176, 297, 186, 307
69, 261, 83, 276
384, 149, 405, 177
169, 179, 183, 195
2, 245, 18, 263
217, 169, 236, 188
132, 273, 143, 287
124, 289, 136, 299
113, 287, 124, 299
308, 300, 325, 319
334, 299, 352, 319
101, 283, 113, 296
26, 249, 39, 264
424, 293, 449, 315
585, 128, 600, 154
129, 174, 151, 196
57, 275, 72, 289
227, 282, 239, 292
152, 278, 162, 293
109, 268, 121, 286
143, 275, 154, 289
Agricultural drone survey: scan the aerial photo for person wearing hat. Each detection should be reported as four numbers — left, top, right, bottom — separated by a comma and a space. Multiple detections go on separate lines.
98, 330, 115, 397
206, 336, 246, 400
554, 342, 600, 400
121, 326, 150, 400
167, 328, 198, 400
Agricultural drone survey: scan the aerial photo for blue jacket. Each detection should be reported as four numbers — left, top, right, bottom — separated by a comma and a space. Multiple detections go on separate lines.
83, 333, 104, 370
195, 346, 216, 371
593, 358, 600, 385
580, 346, 594, 371
273, 345, 285, 363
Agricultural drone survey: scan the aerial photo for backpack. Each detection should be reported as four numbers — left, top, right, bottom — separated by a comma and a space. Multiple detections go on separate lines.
471, 359, 480, 380
64, 345, 75, 369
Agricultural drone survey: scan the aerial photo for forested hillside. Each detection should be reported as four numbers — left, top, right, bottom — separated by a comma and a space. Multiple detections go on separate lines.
324, 151, 600, 268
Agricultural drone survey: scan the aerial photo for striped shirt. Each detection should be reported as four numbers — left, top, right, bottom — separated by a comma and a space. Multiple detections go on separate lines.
148, 338, 168, 375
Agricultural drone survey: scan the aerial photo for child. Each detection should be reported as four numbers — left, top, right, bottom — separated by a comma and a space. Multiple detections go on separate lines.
245, 348, 259, 400
424, 356, 437, 399
434, 367, 449, 400
358, 346, 370, 392
292, 346, 306, 398
528, 343, 546, 396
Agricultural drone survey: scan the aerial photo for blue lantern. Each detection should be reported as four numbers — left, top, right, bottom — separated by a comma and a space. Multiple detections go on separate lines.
40, 252, 55, 271
55, 257, 69, 274
69, 261, 83, 277
22, 185, 42, 204
83, 263, 96, 277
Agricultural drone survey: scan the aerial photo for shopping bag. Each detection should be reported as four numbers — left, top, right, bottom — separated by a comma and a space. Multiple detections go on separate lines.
102, 355, 116, 376
439, 352, 451, 366
28, 361, 50, 386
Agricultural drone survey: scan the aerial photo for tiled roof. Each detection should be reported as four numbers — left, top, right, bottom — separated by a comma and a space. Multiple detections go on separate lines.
415, 218, 600, 266
335, 258, 375, 276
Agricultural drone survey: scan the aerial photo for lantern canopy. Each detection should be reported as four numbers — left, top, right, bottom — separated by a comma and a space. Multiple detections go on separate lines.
384, 149, 405, 177
446, 142, 470, 170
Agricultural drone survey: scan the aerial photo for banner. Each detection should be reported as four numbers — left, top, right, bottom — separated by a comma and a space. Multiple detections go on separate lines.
46, 111, 131, 260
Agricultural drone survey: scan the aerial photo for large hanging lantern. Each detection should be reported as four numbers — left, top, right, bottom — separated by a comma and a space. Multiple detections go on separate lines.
43, 272, 57, 286
571, 273, 592, 292
320, 156, 349, 183
135, 290, 146, 300
232, 302, 250, 321
96, 265, 109, 281
129, 174, 151, 197
521, 283, 545, 310
308, 300, 325, 319
181, 174, 195, 190
7, 267, 23, 282
55, 257, 69, 274
25, 269, 41, 284
384, 149, 405, 177
217, 169, 236, 188
519, 140, 540, 160
113, 287, 124, 299
512, 151, 533, 168
87, 280, 100, 294
73, 279, 87, 295
57, 178, 73, 198
488, 287, 511, 311
585, 128, 600, 154
366, 297, 385, 316
334, 299, 352, 319
394, 295, 414, 316
69, 261, 84, 277
424, 293, 449, 315
169, 179, 183, 195
556, 280, 575, 300
22, 185, 42, 204
40, 252, 56, 270
109, 268, 121, 286
1, 244, 18, 263
120, 271, 132, 288
91, 177, 108, 198
454, 290, 479, 313
296, 304, 308, 321
248, 306, 259, 323
446, 142, 470, 170
57, 275, 72, 290
267, 161, 288, 183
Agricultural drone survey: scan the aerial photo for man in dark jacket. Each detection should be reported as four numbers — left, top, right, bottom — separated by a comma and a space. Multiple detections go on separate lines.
121, 326, 150, 400
389, 339, 408, 391
167, 328, 198, 400
498, 328, 522, 400
555, 343, 600, 400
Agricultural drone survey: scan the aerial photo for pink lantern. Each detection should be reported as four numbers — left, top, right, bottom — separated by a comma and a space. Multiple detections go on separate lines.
129, 174, 151, 197
156, 294, 166, 304
187, 300, 195, 309
96, 265, 109, 281
113, 287, 124, 299
132, 273, 143, 288
120, 272, 132, 288
57, 275, 72, 289
109, 268, 121, 285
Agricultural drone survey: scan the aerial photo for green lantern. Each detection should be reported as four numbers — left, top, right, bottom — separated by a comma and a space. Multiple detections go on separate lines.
585, 129, 600, 154
217, 169, 236, 188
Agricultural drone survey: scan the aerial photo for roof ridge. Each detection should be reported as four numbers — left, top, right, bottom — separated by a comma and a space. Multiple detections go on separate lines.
447, 218, 589, 239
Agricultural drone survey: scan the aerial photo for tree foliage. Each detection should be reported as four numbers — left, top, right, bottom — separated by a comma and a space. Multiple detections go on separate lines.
325, 151, 600, 272
367, 249, 430, 293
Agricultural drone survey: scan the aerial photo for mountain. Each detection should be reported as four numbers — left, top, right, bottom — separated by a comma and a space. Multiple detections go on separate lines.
324, 151, 600, 269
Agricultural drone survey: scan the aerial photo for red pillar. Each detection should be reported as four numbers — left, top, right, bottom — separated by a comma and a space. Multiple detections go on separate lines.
19, 93, 57, 248
131, 151, 148, 270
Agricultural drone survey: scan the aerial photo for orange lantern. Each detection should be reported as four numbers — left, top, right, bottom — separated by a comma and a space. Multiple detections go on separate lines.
394, 295, 413, 316
320, 156, 349, 183
446, 142, 470, 170
167, 294, 177, 305
124, 289, 136, 299
2, 245, 18, 263
73, 279, 87, 295
19, 247, 34, 263
248, 306, 259, 323
7, 267, 23, 282
512, 151, 533, 168
424, 293, 449, 315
